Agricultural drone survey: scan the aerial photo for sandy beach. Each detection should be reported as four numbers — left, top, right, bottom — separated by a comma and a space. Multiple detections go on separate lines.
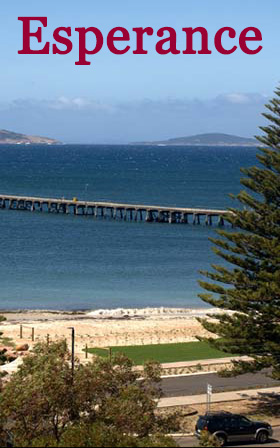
0, 307, 221, 359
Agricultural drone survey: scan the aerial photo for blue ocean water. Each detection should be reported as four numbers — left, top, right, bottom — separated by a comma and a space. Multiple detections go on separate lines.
0, 144, 258, 310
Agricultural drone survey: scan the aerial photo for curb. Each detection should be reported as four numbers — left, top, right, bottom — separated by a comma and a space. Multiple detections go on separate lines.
169, 433, 194, 437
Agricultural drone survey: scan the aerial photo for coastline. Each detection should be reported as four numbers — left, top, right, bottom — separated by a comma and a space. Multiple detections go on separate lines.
0, 306, 220, 321
0, 307, 223, 359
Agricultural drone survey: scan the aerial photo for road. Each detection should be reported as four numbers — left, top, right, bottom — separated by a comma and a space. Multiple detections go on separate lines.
162, 370, 280, 397
175, 426, 280, 447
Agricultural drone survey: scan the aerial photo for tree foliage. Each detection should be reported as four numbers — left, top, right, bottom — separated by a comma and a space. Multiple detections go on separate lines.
0, 315, 7, 366
198, 86, 280, 379
0, 340, 178, 447
0, 315, 7, 339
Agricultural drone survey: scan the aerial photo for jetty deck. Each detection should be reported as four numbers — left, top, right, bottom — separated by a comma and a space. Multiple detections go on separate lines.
0, 194, 229, 225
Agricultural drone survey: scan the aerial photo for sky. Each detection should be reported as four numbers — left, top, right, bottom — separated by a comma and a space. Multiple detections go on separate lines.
0, 0, 279, 143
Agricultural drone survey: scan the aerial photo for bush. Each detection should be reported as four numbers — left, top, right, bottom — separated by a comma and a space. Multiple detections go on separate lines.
199, 430, 222, 447
0, 340, 179, 447
0, 315, 8, 367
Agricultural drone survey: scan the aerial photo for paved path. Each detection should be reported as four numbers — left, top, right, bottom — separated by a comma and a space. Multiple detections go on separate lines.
175, 425, 280, 447
159, 386, 280, 408
162, 370, 280, 397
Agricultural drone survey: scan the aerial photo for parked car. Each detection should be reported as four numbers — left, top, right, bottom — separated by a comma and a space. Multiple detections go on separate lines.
195, 411, 273, 445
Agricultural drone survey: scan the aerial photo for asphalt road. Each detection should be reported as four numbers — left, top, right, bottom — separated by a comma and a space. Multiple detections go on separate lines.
162, 370, 280, 397
175, 426, 280, 447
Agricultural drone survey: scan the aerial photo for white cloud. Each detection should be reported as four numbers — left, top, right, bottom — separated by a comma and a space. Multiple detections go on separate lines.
48, 96, 118, 113
0, 92, 269, 143
223, 93, 250, 104
219, 92, 267, 105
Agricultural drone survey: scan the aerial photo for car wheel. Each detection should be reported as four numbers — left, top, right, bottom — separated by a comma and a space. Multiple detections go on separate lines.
216, 434, 227, 446
257, 431, 269, 444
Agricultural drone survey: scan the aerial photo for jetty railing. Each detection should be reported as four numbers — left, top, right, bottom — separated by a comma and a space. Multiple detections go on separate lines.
0, 194, 229, 225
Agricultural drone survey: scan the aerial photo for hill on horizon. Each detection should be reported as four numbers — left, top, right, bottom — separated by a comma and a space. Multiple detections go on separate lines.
136, 133, 258, 146
0, 129, 60, 145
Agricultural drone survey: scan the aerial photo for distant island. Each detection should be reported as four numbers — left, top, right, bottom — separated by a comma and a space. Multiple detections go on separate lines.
0, 129, 60, 145
135, 133, 258, 147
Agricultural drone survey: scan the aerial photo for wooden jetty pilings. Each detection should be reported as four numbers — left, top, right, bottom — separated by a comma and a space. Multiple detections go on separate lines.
0, 194, 228, 226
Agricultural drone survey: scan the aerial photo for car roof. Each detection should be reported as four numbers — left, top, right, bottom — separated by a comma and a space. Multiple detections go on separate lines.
204, 412, 233, 417
200, 412, 243, 419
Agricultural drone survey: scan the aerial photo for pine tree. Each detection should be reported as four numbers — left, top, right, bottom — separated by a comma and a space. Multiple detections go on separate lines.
198, 87, 280, 379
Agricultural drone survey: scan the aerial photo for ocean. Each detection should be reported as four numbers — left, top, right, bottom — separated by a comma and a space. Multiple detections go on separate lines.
0, 144, 258, 310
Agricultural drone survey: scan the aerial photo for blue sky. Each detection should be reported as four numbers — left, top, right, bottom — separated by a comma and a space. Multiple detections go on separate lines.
0, 0, 279, 142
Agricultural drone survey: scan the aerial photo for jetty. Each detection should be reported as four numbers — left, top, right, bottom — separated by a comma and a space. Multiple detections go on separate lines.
0, 194, 228, 225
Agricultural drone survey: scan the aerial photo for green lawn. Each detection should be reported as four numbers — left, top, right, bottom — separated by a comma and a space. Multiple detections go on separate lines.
87, 341, 233, 365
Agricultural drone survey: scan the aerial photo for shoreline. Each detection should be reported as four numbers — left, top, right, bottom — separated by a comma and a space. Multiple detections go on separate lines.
0, 307, 224, 356
0, 306, 221, 322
